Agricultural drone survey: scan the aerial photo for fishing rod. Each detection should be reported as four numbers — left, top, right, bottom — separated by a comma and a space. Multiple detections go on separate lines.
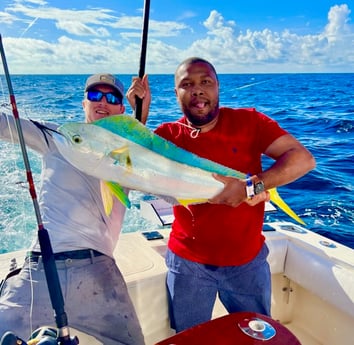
0, 34, 78, 345
134, 0, 150, 122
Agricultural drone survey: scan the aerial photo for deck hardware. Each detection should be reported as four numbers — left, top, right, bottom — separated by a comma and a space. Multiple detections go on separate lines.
319, 240, 336, 248
279, 224, 307, 234
238, 317, 276, 340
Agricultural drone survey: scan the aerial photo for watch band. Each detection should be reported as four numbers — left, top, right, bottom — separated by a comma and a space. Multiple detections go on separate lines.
246, 174, 255, 199
245, 175, 265, 198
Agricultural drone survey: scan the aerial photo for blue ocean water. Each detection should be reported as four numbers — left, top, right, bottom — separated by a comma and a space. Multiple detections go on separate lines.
0, 73, 353, 253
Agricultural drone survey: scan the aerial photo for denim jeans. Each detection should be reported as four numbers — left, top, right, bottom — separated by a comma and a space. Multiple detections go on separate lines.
165, 244, 271, 332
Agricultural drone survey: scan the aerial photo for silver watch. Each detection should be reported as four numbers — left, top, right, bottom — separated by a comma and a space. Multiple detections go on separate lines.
254, 180, 265, 195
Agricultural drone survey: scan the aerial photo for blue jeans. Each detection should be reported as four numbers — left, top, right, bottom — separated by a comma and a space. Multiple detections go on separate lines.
165, 244, 271, 332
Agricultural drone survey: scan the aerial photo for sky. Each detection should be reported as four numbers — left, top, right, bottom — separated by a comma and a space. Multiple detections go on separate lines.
0, 0, 353, 74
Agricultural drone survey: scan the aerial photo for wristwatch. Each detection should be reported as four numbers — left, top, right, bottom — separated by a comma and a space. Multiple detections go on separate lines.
254, 180, 265, 195
245, 175, 265, 198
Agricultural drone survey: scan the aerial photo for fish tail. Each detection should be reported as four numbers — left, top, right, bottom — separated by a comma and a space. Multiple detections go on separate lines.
177, 198, 208, 207
269, 188, 306, 225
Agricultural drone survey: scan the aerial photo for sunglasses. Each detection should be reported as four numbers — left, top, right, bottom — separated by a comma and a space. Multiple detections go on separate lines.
86, 90, 122, 105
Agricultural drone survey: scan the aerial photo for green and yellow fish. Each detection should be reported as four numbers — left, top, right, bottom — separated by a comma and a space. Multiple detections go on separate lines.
53, 114, 305, 225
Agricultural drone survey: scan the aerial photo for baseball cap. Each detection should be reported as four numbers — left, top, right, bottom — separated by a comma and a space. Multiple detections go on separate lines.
85, 73, 124, 98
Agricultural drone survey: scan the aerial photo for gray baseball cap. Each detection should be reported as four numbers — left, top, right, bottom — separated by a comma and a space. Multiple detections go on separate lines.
85, 73, 124, 97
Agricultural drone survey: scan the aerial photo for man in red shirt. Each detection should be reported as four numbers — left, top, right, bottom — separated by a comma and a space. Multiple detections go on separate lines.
127, 57, 315, 332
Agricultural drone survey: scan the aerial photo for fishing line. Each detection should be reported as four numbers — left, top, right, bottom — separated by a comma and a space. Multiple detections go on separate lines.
0, 79, 34, 257
0, 42, 38, 338
0, 34, 78, 344
235, 79, 271, 90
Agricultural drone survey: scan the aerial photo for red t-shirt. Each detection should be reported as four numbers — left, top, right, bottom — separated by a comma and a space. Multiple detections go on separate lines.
154, 107, 288, 266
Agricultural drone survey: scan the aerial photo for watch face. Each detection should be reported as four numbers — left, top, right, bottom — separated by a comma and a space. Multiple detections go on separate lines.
254, 181, 265, 195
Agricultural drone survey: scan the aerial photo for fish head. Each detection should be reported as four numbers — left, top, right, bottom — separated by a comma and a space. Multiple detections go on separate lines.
53, 122, 130, 177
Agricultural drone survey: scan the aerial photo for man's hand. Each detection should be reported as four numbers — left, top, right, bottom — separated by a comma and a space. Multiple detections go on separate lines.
126, 75, 151, 124
245, 190, 270, 206
208, 173, 269, 207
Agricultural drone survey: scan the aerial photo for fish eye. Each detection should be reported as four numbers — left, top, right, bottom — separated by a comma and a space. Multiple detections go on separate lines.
72, 134, 82, 144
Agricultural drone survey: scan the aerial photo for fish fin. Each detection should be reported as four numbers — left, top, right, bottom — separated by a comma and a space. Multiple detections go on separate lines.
109, 145, 132, 170
109, 145, 129, 159
269, 188, 306, 225
105, 181, 131, 209
100, 180, 114, 216
177, 198, 208, 207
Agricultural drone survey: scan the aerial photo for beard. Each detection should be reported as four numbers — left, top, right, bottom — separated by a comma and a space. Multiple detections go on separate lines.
184, 101, 219, 127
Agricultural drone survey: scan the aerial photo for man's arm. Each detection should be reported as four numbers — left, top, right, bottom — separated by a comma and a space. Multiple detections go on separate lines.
209, 134, 316, 207
257, 134, 316, 189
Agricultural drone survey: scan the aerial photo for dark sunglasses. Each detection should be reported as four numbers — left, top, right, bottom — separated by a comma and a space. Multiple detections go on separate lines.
86, 90, 122, 105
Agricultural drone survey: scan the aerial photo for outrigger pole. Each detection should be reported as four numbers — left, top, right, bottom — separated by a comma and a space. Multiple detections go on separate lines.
134, 0, 150, 121
0, 34, 78, 345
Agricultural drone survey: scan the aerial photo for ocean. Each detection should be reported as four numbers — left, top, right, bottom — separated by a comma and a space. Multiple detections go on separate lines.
0, 73, 353, 253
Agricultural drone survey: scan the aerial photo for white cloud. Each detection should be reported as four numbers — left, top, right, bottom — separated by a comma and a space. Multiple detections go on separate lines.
0, 11, 16, 24
182, 5, 354, 73
24, 0, 48, 5
0, 3, 353, 73
176, 11, 198, 21
322, 4, 352, 42
55, 21, 110, 37
204, 10, 236, 33
112, 17, 188, 38
7, 3, 116, 22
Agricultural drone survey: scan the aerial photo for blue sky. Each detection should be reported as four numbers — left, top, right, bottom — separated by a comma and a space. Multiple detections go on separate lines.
0, 0, 353, 74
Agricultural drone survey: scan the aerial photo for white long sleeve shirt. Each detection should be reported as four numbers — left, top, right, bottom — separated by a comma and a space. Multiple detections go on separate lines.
0, 112, 126, 257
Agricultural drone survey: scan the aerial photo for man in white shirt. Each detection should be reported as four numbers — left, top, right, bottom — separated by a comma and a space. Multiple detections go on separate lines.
0, 73, 150, 345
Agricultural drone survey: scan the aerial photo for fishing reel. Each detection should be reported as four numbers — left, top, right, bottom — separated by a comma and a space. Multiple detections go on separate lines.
0, 326, 79, 345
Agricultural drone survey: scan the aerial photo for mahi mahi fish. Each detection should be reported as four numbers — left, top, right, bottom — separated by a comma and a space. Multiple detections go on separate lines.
52, 114, 305, 225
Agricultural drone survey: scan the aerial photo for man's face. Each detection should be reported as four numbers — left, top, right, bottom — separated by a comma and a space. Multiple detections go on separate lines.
83, 84, 125, 123
175, 62, 219, 127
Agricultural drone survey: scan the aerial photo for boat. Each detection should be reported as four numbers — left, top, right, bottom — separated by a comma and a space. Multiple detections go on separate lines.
1, 198, 353, 345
